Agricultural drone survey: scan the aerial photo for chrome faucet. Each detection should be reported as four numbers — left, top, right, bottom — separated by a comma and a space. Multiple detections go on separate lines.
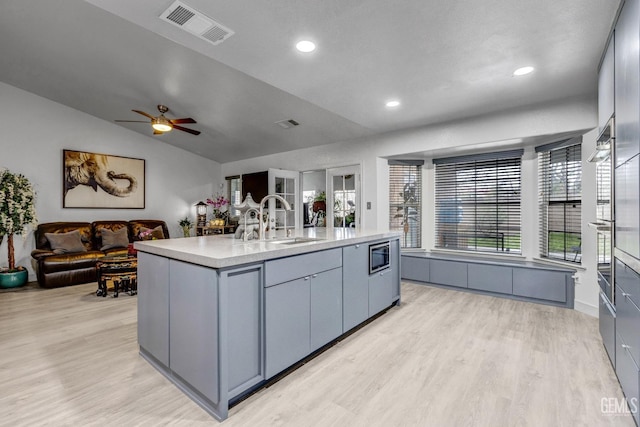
259, 194, 292, 240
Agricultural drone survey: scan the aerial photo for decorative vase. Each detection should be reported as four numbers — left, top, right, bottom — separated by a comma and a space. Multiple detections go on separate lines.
182, 226, 190, 237
0, 268, 28, 288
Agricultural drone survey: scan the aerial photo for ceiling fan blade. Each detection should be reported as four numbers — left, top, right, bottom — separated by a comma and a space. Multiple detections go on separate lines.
132, 109, 155, 120
173, 124, 201, 135
114, 120, 149, 123
169, 117, 197, 124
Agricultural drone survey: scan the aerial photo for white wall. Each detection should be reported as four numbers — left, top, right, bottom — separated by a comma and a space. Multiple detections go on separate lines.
222, 94, 600, 316
0, 82, 222, 280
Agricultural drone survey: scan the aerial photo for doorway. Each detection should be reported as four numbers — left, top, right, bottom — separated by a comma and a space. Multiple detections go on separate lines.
327, 165, 361, 229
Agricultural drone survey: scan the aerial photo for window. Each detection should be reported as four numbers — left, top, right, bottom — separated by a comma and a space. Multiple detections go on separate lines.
537, 139, 582, 262
389, 160, 423, 248
434, 150, 523, 254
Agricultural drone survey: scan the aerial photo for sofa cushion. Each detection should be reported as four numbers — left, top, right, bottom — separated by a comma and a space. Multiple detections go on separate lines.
100, 227, 129, 250
129, 220, 170, 241
35, 222, 93, 252
139, 225, 166, 240
39, 251, 105, 273
45, 230, 87, 254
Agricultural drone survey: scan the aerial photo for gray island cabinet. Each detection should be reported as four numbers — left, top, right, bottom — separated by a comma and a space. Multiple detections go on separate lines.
135, 229, 400, 421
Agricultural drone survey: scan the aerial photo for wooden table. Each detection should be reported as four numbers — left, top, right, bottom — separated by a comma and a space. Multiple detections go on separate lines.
96, 255, 137, 298
196, 225, 236, 236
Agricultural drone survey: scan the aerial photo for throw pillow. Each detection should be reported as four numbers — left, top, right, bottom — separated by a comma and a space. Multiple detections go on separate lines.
45, 230, 87, 254
140, 225, 165, 240
100, 227, 129, 251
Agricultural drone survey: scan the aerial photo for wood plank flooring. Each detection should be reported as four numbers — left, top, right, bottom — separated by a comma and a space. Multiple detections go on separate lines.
0, 282, 634, 426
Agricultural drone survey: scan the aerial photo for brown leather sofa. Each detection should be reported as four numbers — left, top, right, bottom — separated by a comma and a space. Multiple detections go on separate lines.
31, 220, 169, 288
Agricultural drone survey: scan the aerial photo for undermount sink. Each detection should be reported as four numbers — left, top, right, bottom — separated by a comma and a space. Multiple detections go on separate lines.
272, 237, 325, 245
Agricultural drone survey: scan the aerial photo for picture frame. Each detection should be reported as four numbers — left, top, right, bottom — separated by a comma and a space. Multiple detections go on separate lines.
63, 149, 145, 209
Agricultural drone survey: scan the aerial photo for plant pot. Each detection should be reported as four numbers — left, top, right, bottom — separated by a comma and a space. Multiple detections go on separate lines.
182, 226, 191, 238
0, 268, 28, 288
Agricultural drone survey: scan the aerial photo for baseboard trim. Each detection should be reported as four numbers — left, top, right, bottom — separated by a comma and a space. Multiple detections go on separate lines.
574, 299, 598, 318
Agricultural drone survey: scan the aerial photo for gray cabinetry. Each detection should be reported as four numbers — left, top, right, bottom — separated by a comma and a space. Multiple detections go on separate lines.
616, 331, 640, 426
615, 0, 640, 167
343, 244, 369, 332
616, 156, 640, 258
400, 254, 574, 308
137, 252, 170, 367
390, 239, 401, 301
598, 34, 615, 132
265, 277, 310, 379
310, 268, 343, 352
223, 264, 264, 397
430, 259, 468, 288
169, 259, 219, 404
512, 269, 568, 303
599, 292, 616, 368
468, 263, 512, 294
369, 268, 393, 316
401, 253, 429, 283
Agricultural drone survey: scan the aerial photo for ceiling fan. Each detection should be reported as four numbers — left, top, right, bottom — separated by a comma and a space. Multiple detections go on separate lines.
115, 105, 201, 135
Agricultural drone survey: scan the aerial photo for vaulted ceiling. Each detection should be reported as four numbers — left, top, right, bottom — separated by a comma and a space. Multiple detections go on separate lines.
0, 0, 620, 163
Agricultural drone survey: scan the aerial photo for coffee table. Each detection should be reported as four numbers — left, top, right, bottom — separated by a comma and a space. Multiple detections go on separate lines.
96, 255, 137, 298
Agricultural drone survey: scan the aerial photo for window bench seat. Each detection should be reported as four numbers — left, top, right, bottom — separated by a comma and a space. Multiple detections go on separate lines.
401, 252, 576, 308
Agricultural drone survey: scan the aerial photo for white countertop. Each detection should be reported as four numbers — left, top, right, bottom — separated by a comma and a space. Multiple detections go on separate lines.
134, 228, 401, 269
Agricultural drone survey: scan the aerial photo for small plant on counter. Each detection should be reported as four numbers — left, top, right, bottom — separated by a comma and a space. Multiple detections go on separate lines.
179, 217, 194, 237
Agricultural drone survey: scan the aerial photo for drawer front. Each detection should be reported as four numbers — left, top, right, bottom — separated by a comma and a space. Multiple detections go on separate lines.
468, 264, 512, 294
616, 282, 640, 366
512, 269, 567, 303
265, 248, 342, 287
616, 333, 640, 426
429, 259, 467, 288
616, 258, 640, 308
599, 292, 616, 368
401, 256, 429, 282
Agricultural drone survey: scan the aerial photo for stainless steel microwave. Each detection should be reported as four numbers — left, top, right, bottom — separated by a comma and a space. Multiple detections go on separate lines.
369, 241, 390, 274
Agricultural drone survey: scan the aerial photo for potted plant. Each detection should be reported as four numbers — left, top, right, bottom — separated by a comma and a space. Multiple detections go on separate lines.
179, 217, 194, 238
312, 191, 326, 213
0, 169, 37, 288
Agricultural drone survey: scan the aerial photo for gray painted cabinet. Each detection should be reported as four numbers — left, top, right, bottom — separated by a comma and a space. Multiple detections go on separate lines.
369, 268, 393, 316
598, 34, 615, 133
430, 259, 468, 288
342, 244, 369, 332
223, 264, 264, 397
401, 253, 429, 283
137, 252, 170, 367
512, 268, 568, 303
468, 263, 512, 294
265, 277, 310, 378
615, 0, 640, 167
310, 268, 343, 351
169, 259, 219, 404
599, 291, 616, 368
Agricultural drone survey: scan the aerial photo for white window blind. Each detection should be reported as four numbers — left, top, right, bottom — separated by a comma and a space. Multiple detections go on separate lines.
434, 150, 522, 254
389, 161, 422, 248
537, 141, 582, 262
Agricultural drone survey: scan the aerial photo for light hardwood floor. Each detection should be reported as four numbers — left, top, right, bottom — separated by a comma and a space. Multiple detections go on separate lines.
0, 281, 635, 427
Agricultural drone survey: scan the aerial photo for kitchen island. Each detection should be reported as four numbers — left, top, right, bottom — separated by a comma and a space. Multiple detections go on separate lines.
134, 228, 401, 421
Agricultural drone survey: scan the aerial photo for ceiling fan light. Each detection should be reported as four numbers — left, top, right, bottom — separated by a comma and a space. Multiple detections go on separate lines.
152, 117, 173, 132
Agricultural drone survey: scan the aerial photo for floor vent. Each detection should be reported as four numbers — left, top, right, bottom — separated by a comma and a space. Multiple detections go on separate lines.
160, 1, 234, 46
275, 119, 300, 129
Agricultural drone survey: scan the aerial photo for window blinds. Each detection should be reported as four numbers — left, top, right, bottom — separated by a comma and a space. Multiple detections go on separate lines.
389, 163, 422, 248
537, 143, 582, 262
434, 152, 522, 254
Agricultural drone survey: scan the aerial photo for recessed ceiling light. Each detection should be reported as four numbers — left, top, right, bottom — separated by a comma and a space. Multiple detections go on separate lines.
386, 100, 401, 108
296, 40, 316, 53
513, 66, 534, 76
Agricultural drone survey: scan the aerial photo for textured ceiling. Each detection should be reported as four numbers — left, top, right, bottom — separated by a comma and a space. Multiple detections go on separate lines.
0, 0, 620, 163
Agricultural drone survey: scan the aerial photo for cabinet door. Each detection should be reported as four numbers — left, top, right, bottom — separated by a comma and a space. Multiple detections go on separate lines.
598, 35, 615, 132
512, 269, 567, 303
342, 244, 369, 332
137, 252, 170, 367
265, 277, 310, 379
599, 292, 616, 368
369, 268, 393, 316
223, 264, 264, 397
430, 259, 468, 288
615, 0, 640, 166
169, 260, 219, 404
468, 264, 512, 294
310, 268, 343, 351
390, 239, 400, 301
401, 255, 429, 283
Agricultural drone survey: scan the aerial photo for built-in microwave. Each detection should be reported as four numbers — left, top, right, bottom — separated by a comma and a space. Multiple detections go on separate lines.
369, 241, 390, 274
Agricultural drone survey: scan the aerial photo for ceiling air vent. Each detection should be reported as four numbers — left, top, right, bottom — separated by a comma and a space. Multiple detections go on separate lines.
275, 119, 300, 129
160, 1, 234, 46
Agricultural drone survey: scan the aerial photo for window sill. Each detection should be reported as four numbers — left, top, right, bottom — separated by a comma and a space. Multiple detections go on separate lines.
430, 248, 525, 262
532, 257, 585, 271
